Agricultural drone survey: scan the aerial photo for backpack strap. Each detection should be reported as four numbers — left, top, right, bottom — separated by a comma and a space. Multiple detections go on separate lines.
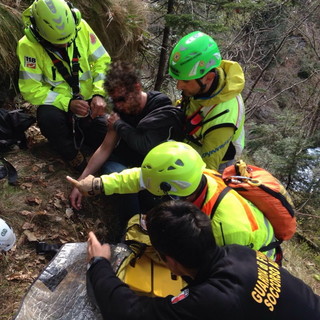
211, 185, 284, 264
45, 43, 81, 98
36, 242, 62, 255
0, 157, 18, 185
124, 240, 148, 267
210, 186, 232, 219
185, 109, 230, 147
259, 240, 282, 252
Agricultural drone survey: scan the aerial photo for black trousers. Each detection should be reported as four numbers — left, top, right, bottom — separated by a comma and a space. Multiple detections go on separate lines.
37, 105, 107, 161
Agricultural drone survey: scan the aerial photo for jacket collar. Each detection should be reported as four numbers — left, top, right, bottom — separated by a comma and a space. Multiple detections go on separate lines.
183, 246, 226, 286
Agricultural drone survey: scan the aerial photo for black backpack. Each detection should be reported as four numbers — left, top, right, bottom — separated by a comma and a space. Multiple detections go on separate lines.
0, 108, 36, 184
0, 108, 36, 151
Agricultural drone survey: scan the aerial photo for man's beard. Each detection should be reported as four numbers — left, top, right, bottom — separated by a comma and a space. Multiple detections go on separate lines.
113, 100, 141, 115
127, 102, 142, 114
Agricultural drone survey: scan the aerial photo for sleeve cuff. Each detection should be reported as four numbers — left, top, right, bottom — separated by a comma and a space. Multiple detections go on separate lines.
87, 256, 108, 271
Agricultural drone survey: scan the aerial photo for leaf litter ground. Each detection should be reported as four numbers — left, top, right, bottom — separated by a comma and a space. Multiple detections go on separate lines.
0, 131, 119, 319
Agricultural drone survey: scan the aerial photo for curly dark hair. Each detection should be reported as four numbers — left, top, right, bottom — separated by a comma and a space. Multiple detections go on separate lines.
104, 61, 141, 95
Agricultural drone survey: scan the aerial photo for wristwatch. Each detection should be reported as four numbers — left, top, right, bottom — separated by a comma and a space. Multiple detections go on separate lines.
87, 256, 106, 270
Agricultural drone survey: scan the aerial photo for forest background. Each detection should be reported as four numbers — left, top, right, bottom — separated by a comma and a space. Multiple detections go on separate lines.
0, 0, 319, 318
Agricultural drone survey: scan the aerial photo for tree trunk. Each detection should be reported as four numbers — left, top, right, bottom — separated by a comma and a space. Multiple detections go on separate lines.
154, 0, 174, 91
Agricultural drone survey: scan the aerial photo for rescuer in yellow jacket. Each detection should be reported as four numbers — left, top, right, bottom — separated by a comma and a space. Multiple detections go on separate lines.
67, 141, 276, 258
168, 31, 245, 172
17, 0, 111, 170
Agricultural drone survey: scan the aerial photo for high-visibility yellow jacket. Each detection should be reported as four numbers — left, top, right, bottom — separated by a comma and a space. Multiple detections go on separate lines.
17, 19, 111, 112
100, 168, 275, 257
182, 60, 245, 171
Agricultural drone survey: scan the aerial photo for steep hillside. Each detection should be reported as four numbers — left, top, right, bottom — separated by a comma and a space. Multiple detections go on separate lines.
0, 130, 319, 319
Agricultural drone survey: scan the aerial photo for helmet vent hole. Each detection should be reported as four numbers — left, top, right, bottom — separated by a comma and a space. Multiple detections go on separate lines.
175, 159, 184, 166
167, 166, 175, 170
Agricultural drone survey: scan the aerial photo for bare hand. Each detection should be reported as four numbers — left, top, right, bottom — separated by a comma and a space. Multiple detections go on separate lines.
87, 231, 111, 261
69, 99, 90, 117
69, 186, 83, 210
107, 112, 120, 129
90, 96, 106, 118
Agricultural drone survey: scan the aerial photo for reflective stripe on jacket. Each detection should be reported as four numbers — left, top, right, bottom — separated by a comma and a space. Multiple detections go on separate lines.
100, 167, 275, 256
17, 19, 111, 112
184, 60, 246, 168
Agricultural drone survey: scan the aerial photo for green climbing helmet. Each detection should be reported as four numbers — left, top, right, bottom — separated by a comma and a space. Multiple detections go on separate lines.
141, 141, 206, 197
169, 31, 222, 80
31, 0, 79, 44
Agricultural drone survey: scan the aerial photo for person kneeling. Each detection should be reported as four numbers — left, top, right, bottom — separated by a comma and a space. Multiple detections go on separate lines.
86, 200, 320, 320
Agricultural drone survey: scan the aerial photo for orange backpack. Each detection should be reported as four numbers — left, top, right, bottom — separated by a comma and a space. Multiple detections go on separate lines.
219, 160, 296, 241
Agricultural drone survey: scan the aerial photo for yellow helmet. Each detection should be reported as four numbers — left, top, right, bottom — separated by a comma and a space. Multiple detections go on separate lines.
141, 141, 206, 197
29, 0, 81, 44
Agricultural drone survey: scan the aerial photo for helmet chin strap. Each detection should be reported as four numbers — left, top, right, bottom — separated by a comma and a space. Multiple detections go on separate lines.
195, 78, 207, 94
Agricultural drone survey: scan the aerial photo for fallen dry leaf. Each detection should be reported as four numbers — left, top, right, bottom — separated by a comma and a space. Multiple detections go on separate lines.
54, 216, 64, 222
32, 165, 40, 172
15, 253, 32, 261
65, 207, 74, 218
20, 183, 32, 190
22, 222, 35, 230
48, 233, 60, 240
53, 198, 62, 209
20, 210, 33, 216
16, 234, 27, 247
23, 230, 38, 242
55, 190, 67, 201
26, 196, 42, 206
6, 271, 34, 282
34, 210, 48, 215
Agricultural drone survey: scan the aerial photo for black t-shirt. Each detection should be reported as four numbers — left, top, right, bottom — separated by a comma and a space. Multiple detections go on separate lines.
112, 91, 184, 167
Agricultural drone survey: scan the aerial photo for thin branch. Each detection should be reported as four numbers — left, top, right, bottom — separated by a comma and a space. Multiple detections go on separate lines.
255, 70, 320, 109
245, 2, 320, 103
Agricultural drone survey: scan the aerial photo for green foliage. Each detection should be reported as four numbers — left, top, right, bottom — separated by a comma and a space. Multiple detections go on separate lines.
248, 111, 308, 172
246, 109, 320, 212
222, 0, 264, 10
165, 13, 226, 35
0, 0, 148, 105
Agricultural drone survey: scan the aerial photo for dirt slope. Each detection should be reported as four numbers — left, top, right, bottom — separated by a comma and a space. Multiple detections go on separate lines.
0, 131, 116, 319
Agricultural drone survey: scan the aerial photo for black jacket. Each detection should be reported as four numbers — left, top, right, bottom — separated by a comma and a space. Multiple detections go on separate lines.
87, 244, 320, 320
112, 91, 185, 167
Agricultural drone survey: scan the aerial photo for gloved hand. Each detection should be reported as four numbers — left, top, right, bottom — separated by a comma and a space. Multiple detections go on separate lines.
66, 175, 103, 196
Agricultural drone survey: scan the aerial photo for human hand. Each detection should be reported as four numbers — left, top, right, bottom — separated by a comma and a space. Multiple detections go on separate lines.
87, 231, 111, 261
69, 186, 83, 210
107, 112, 120, 129
66, 175, 103, 196
90, 96, 106, 118
69, 99, 90, 117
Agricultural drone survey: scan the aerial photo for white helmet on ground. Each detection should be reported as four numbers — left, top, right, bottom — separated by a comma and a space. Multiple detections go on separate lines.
0, 218, 16, 252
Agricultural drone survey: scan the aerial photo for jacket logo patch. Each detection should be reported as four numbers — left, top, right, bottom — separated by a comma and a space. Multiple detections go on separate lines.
24, 56, 36, 69
171, 289, 189, 304
90, 33, 97, 45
